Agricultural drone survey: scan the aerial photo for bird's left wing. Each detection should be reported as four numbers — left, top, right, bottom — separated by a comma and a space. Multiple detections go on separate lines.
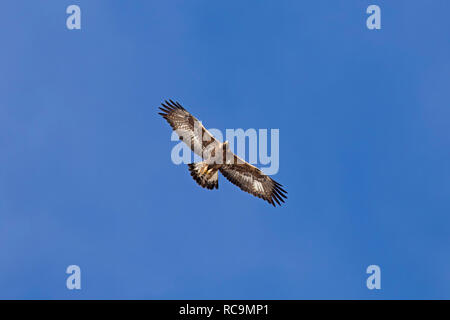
219, 154, 287, 206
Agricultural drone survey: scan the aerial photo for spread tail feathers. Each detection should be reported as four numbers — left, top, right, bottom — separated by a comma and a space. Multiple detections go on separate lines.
188, 162, 219, 190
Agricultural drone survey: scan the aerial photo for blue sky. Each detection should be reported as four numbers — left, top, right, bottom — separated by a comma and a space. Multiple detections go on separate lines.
0, 1, 449, 299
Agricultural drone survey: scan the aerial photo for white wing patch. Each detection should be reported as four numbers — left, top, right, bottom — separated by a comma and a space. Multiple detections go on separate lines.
253, 180, 264, 193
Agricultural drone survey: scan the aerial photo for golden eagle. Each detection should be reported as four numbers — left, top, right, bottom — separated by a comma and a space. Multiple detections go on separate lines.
159, 100, 287, 206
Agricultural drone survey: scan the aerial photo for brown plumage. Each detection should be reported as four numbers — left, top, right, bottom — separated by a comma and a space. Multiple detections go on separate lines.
159, 100, 287, 207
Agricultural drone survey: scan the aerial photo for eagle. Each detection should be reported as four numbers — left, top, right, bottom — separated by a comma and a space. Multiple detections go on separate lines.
158, 100, 287, 206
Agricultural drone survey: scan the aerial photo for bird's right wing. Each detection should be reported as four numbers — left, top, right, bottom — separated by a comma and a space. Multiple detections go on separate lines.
158, 100, 219, 157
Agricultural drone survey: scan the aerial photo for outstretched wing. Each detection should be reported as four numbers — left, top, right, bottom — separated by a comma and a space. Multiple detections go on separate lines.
158, 100, 219, 157
219, 154, 287, 207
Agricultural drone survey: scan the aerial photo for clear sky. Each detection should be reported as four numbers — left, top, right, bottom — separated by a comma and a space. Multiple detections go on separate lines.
1, 1, 449, 299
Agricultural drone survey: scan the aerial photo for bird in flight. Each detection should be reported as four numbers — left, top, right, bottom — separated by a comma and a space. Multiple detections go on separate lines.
158, 100, 287, 206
